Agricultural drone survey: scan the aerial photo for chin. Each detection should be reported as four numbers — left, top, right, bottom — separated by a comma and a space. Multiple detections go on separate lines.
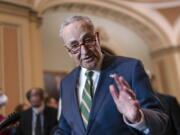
82, 62, 97, 70
32, 104, 41, 108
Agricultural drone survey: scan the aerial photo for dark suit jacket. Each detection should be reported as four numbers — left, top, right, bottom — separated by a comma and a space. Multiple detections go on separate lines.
157, 93, 180, 135
54, 55, 169, 135
15, 106, 58, 135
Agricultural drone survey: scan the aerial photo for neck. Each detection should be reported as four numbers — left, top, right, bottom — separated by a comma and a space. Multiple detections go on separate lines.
32, 103, 45, 114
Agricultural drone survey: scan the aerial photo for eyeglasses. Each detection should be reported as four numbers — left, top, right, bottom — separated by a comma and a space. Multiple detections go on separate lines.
64, 32, 98, 54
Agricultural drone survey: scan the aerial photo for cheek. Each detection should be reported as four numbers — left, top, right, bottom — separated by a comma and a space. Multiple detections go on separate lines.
72, 54, 81, 63
93, 46, 101, 57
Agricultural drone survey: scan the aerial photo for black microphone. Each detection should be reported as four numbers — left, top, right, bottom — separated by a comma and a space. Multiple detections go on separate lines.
0, 112, 21, 130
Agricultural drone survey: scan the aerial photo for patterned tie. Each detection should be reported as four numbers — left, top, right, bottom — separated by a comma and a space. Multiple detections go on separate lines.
80, 70, 94, 129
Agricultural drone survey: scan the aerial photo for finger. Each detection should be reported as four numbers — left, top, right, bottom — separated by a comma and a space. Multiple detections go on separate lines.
118, 77, 135, 98
114, 76, 129, 92
119, 77, 130, 89
124, 86, 136, 98
121, 87, 136, 100
109, 84, 119, 104
110, 74, 123, 91
133, 100, 140, 108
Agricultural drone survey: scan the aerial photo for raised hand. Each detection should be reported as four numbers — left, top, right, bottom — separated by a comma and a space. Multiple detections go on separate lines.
109, 74, 142, 123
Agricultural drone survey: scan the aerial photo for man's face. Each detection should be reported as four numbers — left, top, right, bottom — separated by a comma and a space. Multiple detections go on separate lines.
62, 21, 102, 70
29, 90, 43, 108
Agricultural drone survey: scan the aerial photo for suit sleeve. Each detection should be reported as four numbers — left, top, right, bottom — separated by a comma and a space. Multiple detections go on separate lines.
170, 97, 180, 135
52, 113, 71, 135
132, 60, 169, 135
14, 112, 23, 135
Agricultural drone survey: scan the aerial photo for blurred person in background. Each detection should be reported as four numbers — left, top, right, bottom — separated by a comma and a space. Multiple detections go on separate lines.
15, 88, 58, 135
14, 103, 29, 113
12, 103, 29, 134
149, 73, 180, 135
45, 97, 58, 109
0, 93, 13, 135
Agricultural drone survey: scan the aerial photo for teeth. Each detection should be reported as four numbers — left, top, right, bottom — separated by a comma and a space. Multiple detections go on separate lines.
84, 56, 93, 61
84, 56, 91, 59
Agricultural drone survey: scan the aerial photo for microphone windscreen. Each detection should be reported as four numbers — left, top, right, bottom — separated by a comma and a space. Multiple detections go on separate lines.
0, 112, 21, 130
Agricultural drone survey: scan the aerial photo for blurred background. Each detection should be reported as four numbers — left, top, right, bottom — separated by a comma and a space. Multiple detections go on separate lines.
0, 0, 180, 115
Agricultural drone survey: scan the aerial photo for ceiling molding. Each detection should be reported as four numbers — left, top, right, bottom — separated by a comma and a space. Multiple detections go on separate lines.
122, 0, 180, 9
0, 1, 41, 22
151, 45, 180, 58
0, 0, 32, 9
36, 0, 174, 51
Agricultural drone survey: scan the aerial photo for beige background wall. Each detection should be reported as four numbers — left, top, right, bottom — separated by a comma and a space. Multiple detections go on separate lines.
0, 2, 43, 115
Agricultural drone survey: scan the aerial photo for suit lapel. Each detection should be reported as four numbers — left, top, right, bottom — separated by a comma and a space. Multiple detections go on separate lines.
87, 55, 116, 132
71, 67, 86, 134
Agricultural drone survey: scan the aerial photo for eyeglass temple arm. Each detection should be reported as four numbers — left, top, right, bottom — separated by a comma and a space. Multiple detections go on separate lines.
96, 32, 100, 45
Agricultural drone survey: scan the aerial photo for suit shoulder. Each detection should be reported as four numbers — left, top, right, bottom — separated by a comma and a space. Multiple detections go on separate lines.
21, 107, 31, 113
45, 106, 58, 113
158, 93, 177, 102
48, 106, 58, 112
115, 56, 140, 63
19, 108, 32, 117
111, 56, 142, 69
61, 66, 80, 83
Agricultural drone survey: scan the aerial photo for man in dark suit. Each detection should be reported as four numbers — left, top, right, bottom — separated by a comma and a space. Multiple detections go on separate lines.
147, 73, 180, 135
15, 88, 58, 135
157, 93, 180, 135
53, 16, 169, 135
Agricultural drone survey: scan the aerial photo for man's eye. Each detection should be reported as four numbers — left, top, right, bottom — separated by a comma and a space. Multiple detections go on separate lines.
84, 38, 93, 44
72, 44, 78, 47
71, 42, 79, 48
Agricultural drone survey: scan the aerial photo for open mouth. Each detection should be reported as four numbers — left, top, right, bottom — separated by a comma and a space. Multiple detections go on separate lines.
83, 55, 94, 62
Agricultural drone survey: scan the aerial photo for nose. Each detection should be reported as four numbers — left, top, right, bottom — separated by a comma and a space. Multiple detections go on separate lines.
80, 44, 89, 55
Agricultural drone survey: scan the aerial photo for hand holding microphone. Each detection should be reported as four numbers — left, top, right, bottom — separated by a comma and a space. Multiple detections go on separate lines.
0, 112, 21, 131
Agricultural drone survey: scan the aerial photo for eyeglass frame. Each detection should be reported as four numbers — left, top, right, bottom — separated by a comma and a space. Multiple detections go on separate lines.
64, 32, 99, 54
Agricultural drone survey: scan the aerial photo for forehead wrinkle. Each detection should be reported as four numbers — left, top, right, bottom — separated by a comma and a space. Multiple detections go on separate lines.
68, 32, 93, 45
63, 21, 94, 42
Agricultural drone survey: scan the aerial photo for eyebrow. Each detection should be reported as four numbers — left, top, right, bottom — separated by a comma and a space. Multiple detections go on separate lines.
81, 33, 93, 40
68, 32, 94, 45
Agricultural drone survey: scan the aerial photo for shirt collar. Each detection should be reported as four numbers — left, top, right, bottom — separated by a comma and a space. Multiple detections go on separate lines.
32, 103, 45, 114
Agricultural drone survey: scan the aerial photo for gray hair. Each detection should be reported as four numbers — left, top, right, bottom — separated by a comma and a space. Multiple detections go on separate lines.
59, 16, 94, 38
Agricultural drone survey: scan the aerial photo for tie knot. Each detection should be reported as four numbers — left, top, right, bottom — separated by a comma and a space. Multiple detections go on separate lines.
85, 70, 94, 78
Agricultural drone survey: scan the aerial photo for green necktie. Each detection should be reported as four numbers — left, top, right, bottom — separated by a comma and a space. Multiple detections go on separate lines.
80, 70, 94, 129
